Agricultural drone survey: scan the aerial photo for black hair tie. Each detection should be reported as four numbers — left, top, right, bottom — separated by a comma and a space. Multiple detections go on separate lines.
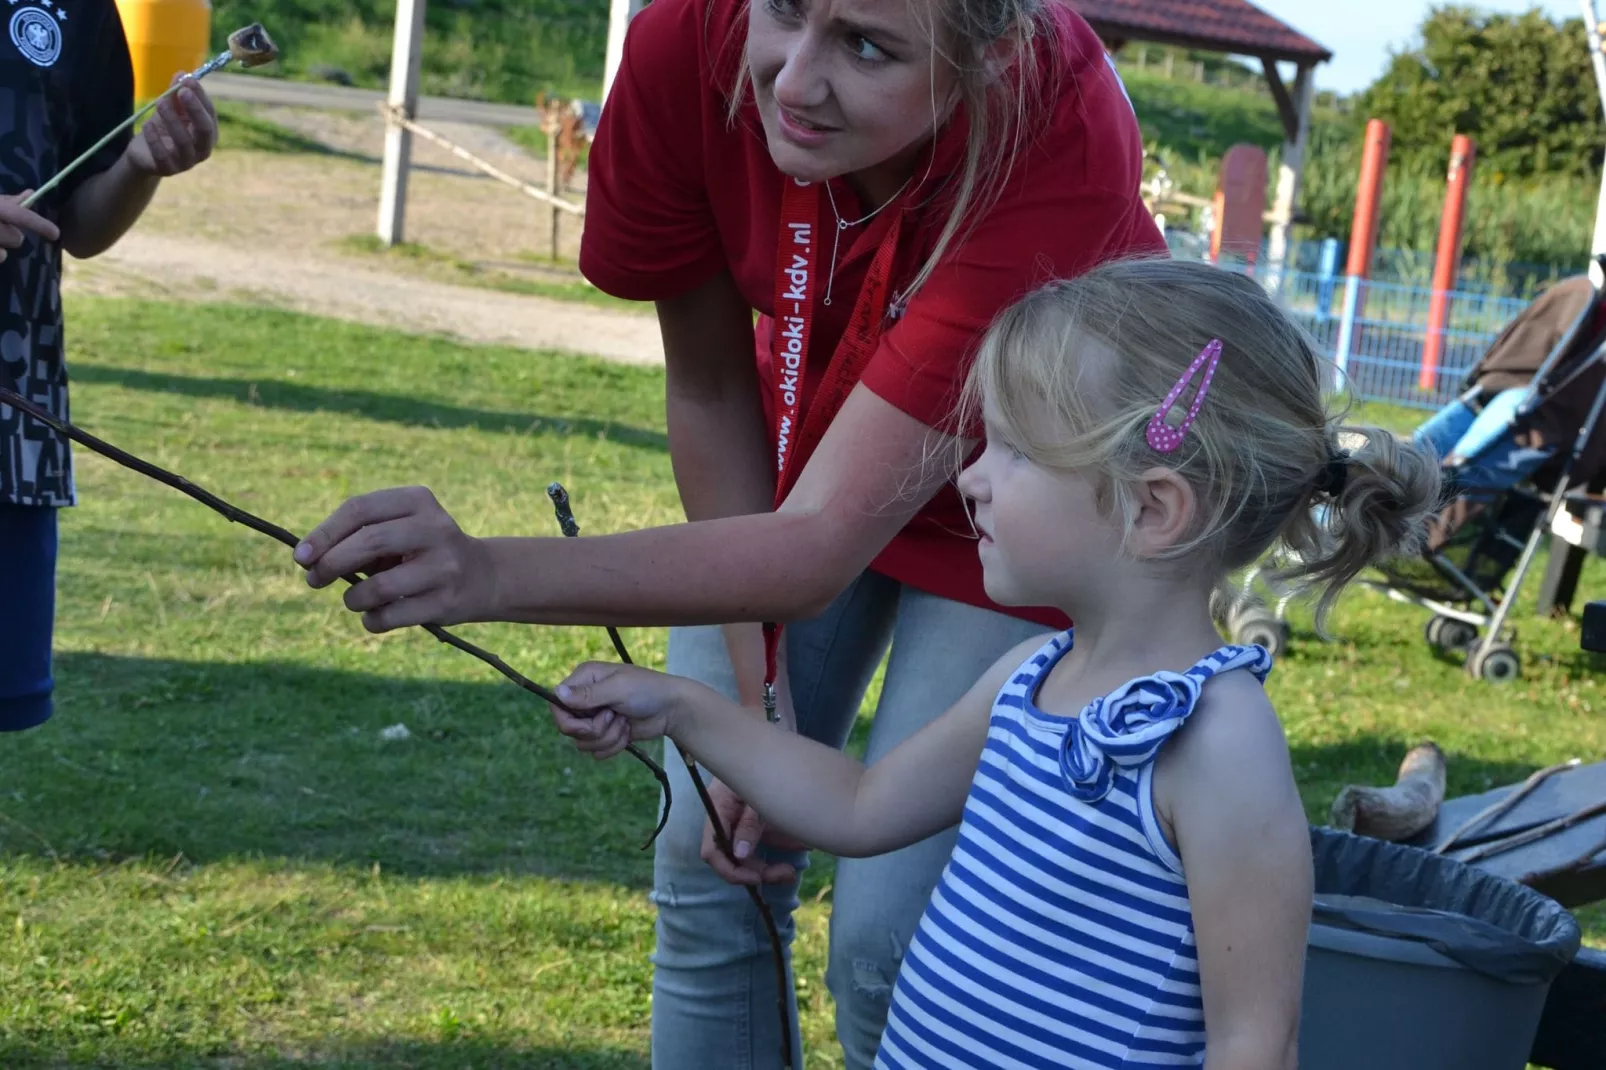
1314, 451, 1351, 498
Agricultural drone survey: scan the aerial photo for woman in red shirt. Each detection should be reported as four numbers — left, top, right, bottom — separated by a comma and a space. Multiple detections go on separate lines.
296, 0, 1164, 1063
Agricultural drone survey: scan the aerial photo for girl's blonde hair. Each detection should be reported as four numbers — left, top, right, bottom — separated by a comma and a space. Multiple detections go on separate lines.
719, 0, 1058, 303
962, 257, 1444, 627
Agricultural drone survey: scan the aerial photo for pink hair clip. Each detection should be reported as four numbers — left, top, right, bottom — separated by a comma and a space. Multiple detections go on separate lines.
1145, 339, 1223, 453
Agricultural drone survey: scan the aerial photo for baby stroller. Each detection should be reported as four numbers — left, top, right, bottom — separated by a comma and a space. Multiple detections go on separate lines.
1223, 265, 1606, 683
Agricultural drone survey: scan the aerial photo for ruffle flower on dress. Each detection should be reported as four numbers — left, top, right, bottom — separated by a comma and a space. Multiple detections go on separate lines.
1059, 671, 1201, 803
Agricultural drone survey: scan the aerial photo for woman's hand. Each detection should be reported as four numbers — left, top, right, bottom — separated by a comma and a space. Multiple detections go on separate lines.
700, 781, 804, 886
294, 486, 497, 631
554, 661, 695, 757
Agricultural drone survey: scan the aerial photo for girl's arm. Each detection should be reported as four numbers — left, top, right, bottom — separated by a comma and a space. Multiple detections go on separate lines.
554, 636, 1046, 858
1157, 681, 1313, 1070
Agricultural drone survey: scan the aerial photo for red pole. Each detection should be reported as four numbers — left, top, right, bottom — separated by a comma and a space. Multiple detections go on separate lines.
1419, 134, 1476, 392
1347, 119, 1391, 281
1333, 120, 1389, 383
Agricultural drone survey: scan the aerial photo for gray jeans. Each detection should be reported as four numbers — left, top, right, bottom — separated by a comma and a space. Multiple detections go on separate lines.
648, 571, 1048, 1069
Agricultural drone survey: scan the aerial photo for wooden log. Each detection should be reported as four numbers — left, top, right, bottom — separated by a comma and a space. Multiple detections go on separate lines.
1329, 742, 1448, 841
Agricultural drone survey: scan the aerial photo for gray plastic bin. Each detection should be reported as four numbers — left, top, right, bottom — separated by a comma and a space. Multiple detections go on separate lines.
1299, 828, 1581, 1070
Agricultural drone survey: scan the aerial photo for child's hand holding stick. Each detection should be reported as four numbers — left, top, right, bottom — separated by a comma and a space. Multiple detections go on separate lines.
22, 22, 277, 209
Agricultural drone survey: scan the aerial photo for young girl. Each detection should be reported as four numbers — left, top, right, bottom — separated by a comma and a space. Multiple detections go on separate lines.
553, 257, 1443, 1068
294, 0, 1161, 1061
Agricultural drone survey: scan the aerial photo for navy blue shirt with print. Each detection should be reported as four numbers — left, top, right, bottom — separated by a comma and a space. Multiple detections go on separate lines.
0, 0, 133, 507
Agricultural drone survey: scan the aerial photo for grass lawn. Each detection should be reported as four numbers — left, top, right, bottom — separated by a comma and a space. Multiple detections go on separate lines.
332, 236, 634, 314
1, 297, 1602, 1067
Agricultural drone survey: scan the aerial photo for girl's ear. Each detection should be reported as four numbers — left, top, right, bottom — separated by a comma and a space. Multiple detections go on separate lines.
1127, 466, 1196, 559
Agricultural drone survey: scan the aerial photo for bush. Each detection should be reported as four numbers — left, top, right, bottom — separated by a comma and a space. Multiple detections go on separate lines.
210, 0, 608, 102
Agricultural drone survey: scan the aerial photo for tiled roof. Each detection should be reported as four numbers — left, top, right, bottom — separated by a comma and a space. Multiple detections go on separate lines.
1070, 0, 1332, 64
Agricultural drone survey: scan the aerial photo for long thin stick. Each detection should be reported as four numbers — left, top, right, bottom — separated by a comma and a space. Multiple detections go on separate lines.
1433, 758, 1582, 855
547, 483, 796, 1070
22, 50, 234, 210
0, 386, 671, 849
1453, 799, 1606, 864
1519, 829, 1606, 885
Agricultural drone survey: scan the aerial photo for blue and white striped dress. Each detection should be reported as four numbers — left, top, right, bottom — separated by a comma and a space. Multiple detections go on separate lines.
874, 630, 1274, 1070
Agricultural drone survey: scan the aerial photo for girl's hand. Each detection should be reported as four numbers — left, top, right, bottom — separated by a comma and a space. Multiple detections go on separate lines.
553, 661, 690, 759
294, 486, 497, 631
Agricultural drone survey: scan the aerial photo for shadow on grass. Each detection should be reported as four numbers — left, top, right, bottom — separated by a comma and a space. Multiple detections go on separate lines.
5, 648, 1568, 898
216, 104, 375, 165
0, 1038, 649, 1069
0, 653, 665, 887
68, 364, 668, 452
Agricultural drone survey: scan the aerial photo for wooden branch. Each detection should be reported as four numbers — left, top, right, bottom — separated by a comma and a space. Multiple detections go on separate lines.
1329, 742, 1448, 841
1434, 758, 1582, 855
546, 483, 796, 1069
1459, 799, 1606, 865
1260, 57, 1300, 143
0, 387, 669, 850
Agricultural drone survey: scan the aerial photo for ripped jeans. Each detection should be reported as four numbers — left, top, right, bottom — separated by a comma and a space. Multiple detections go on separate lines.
649, 571, 1049, 1069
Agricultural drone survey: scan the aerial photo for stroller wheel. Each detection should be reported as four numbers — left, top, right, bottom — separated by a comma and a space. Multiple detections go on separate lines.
1425, 614, 1478, 654
1467, 643, 1521, 684
1221, 594, 1267, 634
1234, 609, 1290, 657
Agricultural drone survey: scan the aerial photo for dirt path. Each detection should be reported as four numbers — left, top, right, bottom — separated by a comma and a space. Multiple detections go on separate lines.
61, 106, 665, 365
67, 232, 663, 364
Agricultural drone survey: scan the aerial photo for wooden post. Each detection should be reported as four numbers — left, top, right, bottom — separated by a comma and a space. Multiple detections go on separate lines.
1266, 61, 1315, 289
1164, 50, 1175, 79
1420, 134, 1476, 393
378, 0, 427, 247
546, 108, 561, 260
603, 0, 647, 104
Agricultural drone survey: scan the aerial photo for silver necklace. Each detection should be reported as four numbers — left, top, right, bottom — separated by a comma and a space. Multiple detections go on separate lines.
823, 175, 913, 307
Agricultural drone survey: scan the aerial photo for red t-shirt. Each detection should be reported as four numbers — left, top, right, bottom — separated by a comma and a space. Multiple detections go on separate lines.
580, 0, 1166, 628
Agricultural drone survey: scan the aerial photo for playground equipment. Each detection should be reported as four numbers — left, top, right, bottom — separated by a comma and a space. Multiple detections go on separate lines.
1211, 144, 1269, 269
1419, 135, 1477, 391
1141, 146, 1270, 269
114, 0, 212, 103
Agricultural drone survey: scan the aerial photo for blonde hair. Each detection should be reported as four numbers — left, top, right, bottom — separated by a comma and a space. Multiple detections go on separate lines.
961, 257, 1444, 627
719, 0, 1058, 303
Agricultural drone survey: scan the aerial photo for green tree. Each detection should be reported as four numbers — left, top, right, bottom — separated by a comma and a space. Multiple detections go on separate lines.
1356, 5, 1605, 179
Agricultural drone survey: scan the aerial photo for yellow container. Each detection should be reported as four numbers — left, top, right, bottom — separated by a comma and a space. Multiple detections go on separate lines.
115, 0, 212, 103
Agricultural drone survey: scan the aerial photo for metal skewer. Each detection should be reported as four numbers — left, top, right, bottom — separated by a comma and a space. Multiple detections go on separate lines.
22, 22, 278, 209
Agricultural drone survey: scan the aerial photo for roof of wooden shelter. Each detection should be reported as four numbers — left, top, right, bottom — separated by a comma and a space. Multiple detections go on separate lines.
1071, 0, 1332, 66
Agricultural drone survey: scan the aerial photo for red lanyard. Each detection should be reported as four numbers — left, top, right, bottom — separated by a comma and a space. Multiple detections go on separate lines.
761, 177, 905, 721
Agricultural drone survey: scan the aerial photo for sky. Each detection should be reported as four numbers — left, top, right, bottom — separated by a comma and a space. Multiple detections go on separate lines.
1251, 0, 1585, 94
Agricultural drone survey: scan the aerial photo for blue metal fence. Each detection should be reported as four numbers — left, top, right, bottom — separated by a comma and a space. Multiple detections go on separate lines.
1280, 273, 1527, 410
1165, 232, 1536, 412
